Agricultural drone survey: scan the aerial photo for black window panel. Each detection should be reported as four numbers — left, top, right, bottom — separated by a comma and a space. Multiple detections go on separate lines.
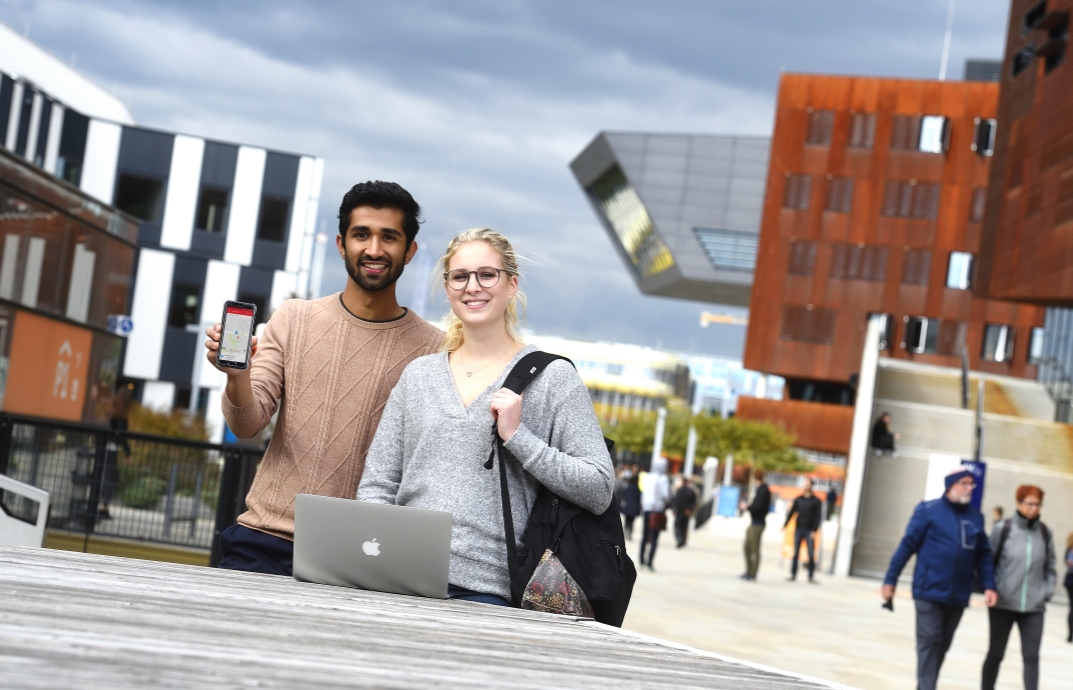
239, 266, 274, 296
973, 119, 996, 156
1012, 45, 1036, 77
159, 329, 197, 384
57, 110, 89, 187
14, 86, 34, 157
1024, 1, 1047, 33
117, 127, 173, 177
256, 196, 290, 242
114, 174, 165, 222
200, 141, 239, 187
0, 76, 13, 144
33, 98, 52, 167
786, 379, 853, 406
173, 256, 208, 284
261, 151, 300, 197
237, 293, 267, 326
167, 283, 202, 329
195, 188, 229, 233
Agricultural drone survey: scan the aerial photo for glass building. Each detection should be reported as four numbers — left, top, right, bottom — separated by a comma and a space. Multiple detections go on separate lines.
570, 132, 770, 308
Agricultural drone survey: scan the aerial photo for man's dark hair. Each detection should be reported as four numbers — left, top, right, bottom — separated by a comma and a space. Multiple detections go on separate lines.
337, 181, 421, 246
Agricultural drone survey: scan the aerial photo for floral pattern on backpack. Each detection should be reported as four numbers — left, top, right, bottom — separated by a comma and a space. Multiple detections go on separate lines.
520, 549, 594, 619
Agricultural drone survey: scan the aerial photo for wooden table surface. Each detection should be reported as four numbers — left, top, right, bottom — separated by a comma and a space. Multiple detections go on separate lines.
0, 546, 852, 689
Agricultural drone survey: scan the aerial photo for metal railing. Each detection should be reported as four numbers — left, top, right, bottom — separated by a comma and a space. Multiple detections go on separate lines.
0, 413, 262, 566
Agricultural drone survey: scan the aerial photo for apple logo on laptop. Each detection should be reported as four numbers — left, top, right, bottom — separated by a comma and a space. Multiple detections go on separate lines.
362, 538, 381, 556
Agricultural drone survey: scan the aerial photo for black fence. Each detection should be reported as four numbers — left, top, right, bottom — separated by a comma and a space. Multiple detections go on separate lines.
0, 413, 261, 566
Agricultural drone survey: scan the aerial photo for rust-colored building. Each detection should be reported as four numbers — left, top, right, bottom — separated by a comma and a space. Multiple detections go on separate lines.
977, 1, 1072, 304
744, 74, 1045, 418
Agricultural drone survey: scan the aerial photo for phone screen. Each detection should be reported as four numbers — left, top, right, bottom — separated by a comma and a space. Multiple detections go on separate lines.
219, 305, 254, 364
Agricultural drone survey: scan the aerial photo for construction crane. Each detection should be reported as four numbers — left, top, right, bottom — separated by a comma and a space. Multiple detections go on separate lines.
699, 311, 749, 327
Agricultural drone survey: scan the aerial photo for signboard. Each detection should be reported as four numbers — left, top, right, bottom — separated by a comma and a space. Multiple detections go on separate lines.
4, 310, 92, 421
106, 314, 134, 336
716, 486, 740, 518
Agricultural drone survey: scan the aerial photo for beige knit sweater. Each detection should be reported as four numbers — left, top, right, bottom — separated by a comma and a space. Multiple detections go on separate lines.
222, 294, 444, 540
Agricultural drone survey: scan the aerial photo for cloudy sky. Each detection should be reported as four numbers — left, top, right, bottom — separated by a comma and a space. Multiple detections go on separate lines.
1, 0, 1012, 357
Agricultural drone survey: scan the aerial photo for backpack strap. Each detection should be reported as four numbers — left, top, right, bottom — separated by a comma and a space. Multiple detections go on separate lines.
992, 518, 1013, 565
483, 351, 573, 565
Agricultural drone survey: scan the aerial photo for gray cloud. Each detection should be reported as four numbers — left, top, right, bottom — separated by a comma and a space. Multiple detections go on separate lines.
1, 0, 1010, 358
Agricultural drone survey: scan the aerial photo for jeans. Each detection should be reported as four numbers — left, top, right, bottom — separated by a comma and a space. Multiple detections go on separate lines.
217, 523, 294, 576
640, 511, 662, 566
914, 599, 965, 690
982, 608, 1044, 690
790, 528, 815, 580
448, 585, 511, 607
743, 524, 764, 578
674, 511, 690, 547
623, 514, 638, 541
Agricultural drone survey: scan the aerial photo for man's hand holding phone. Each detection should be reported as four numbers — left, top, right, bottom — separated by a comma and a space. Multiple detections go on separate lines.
205, 300, 259, 408
204, 322, 258, 374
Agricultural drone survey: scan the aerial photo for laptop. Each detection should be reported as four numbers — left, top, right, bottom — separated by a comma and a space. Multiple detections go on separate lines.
293, 494, 452, 599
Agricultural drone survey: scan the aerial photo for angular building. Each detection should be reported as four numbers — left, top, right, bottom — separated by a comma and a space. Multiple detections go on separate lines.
0, 22, 323, 439
570, 132, 769, 307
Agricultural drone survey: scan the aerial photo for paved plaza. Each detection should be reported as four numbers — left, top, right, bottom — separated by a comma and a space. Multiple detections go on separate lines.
622, 514, 1073, 689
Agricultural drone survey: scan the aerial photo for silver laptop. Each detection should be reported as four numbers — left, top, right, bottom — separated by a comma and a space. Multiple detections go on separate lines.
293, 494, 452, 599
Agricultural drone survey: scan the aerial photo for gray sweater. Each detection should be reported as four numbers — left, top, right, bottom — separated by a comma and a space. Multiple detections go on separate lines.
357, 345, 615, 598
991, 513, 1056, 613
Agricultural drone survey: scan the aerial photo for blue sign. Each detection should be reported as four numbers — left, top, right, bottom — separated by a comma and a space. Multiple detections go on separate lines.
107, 314, 134, 336
961, 460, 987, 512
716, 486, 741, 518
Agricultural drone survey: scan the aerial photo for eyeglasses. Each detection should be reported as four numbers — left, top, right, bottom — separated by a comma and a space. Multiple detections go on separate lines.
956, 479, 976, 488
444, 267, 507, 290
1020, 501, 1042, 508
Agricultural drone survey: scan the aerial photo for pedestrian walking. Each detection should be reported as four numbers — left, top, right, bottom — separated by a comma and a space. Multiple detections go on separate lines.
740, 468, 771, 581
359, 228, 613, 605
205, 181, 444, 576
620, 473, 642, 541
982, 485, 1056, 690
639, 457, 671, 571
784, 478, 822, 583
825, 486, 837, 520
882, 467, 997, 690
672, 476, 698, 548
1065, 531, 1073, 643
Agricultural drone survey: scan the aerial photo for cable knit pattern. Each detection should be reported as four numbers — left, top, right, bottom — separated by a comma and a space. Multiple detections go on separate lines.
222, 294, 444, 540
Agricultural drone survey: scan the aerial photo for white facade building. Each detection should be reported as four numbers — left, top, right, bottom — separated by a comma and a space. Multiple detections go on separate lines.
0, 22, 323, 441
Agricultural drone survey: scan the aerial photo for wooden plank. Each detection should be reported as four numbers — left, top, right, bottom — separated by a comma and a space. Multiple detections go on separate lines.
0, 546, 851, 689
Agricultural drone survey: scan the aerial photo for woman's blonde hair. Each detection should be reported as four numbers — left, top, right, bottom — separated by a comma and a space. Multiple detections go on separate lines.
438, 228, 526, 352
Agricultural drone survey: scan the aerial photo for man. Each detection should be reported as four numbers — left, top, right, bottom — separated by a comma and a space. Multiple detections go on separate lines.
871, 411, 899, 455
671, 476, 698, 548
882, 467, 997, 690
825, 486, 838, 520
784, 478, 822, 583
740, 468, 771, 581
204, 181, 444, 576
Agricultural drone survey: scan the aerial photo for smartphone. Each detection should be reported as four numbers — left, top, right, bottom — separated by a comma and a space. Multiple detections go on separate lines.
217, 301, 257, 370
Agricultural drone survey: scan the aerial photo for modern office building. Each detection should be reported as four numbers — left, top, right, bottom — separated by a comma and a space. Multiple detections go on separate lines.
974, 1, 1073, 418
570, 132, 769, 308
0, 22, 323, 439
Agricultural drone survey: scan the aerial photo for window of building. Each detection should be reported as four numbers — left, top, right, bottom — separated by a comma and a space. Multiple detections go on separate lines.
891, 115, 923, 150
256, 195, 291, 242
783, 174, 812, 210
972, 118, 997, 156
902, 248, 932, 285
693, 227, 757, 271
1012, 44, 1036, 77
848, 113, 876, 149
869, 312, 896, 350
830, 243, 887, 281
970, 187, 987, 223
946, 251, 975, 289
825, 177, 854, 213
781, 305, 837, 344
881, 181, 940, 219
1024, 1, 1047, 34
607, 363, 624, 376
806, 110, 835, 146
1028, 326, 1045, 364
982, 324, 1015, 362
904, 316, 940, 354
56, 111, 89, 187
114, 174, 165, 223
167, 283, 201, 329
919, 116, 951, 153
787, 240, 817, 275
195, 188, 229, 233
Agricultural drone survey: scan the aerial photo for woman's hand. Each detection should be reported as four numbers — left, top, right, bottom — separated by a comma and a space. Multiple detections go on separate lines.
490, 388, 523, 442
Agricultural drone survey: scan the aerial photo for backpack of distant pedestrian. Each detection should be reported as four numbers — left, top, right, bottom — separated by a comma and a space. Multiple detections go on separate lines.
485, 351, 637, 627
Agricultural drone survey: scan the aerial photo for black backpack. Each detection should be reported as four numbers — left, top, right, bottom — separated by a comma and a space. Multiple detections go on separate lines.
484, 351, 636, 626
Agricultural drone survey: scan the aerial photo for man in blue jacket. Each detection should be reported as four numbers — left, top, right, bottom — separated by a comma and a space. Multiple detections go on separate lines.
882, 468, 997, 690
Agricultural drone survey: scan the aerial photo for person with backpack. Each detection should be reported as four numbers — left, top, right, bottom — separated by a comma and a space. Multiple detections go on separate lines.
639, 456, 671, 570
358, 228, 614, 608
981, 484, 1056, 690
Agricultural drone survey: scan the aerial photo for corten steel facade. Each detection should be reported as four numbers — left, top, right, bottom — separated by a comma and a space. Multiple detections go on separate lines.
744, 74, 1045, 404
571, 132, 769, 308
977, 0, 1072, 304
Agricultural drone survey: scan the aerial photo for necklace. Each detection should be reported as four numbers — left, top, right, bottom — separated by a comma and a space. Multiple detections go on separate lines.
457, 344, 514, 377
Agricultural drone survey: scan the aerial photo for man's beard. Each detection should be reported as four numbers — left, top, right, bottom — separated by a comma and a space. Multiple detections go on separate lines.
344, 249, 405, 292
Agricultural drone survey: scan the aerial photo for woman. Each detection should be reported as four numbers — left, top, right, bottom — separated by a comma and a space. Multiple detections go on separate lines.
638, 457, 671, 571
358, 228, 614, 606
981, 484, 1056, 690
1066, 531, 1073, 643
